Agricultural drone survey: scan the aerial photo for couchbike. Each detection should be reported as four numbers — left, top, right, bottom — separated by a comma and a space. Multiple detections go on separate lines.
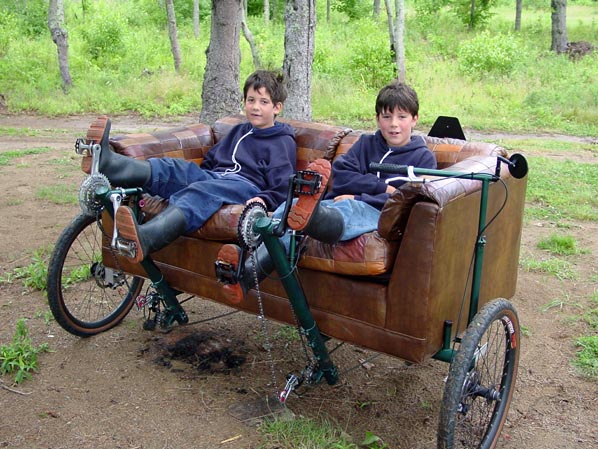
47, 120, 528, 449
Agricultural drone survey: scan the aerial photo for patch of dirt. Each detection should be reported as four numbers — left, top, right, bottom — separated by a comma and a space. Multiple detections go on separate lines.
0, 113, 597, 449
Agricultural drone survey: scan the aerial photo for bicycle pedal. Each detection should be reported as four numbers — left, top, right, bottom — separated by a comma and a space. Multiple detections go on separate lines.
75, 137, 95, 155
114, 237, 138, 260
294, 169, 323, 195
214, 260, 239, 285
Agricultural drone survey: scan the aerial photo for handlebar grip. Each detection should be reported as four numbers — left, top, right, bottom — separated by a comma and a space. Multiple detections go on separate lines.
369, 162, 409, 174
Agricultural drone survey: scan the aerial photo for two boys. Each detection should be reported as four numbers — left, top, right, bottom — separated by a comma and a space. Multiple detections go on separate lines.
217, 80, 437, 303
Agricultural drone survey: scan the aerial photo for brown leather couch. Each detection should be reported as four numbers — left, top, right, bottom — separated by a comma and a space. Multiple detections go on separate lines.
94, 115, 527, 364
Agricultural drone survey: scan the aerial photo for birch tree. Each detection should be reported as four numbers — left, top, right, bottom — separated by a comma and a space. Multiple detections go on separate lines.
47, 0, 72, 91
193, 0, 200, 39
199, 0, 243, 124
393, 0, 405, 82
551, 0, 568, 53
282, 0, 316, 120
165, 0, 182, 72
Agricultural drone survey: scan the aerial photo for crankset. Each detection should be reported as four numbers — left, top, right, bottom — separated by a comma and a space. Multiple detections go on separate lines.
237, 201, 268, 250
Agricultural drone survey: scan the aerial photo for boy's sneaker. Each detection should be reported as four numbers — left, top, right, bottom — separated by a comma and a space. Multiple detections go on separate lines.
215, 244, 246, 304
287, 159, 332, 231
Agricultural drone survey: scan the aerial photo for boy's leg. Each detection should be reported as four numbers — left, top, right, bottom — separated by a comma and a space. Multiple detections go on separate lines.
115, 205, 187, 263
329, 199, 380, 241
166, 177, 260, 232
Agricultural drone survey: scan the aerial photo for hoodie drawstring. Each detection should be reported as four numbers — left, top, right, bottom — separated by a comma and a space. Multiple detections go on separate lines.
223, 128, 254, 175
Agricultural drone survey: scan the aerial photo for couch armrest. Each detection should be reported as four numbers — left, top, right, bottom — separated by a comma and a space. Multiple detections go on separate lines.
378, 155, 509, 240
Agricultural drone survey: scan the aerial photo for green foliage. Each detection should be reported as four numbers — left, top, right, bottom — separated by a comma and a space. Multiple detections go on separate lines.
331, 0, 371, 20
0, 10, 19, 57
345, 19, 395, 89
457, 31, 523, 77
0, 319, 50, 384
572, 335, 598, 377
1, 0, 47, 37
450, 0, 498, 29
0, 1, 596, 136
79, 5, 128, 64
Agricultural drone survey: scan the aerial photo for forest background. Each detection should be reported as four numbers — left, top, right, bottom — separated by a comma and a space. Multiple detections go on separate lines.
0, 0, 596, 138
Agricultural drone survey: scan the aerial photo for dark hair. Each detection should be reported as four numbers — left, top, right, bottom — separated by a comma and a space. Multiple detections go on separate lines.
375, 80, 419, 117
243, 70, 287, 105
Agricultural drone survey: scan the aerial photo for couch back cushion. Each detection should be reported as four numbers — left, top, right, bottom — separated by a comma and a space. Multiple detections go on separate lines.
213, 114, 352, 170
110, 123, 213, 164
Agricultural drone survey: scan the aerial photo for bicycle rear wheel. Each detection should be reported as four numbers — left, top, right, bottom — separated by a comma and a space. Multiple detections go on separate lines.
47, 213, 143, 337
438, 298, 520, 449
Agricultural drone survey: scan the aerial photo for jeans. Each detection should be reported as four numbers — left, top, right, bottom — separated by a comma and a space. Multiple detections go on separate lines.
146, 158, 260, 233
272, 198, 380, 249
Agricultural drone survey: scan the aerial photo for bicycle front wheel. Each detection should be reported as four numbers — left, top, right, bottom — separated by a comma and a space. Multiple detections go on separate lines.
438, 298, 520, 449
47, 213, 143, 337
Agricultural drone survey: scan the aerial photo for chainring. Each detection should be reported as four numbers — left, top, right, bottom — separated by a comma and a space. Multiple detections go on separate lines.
79, 173, 110, 216
237, 201, 268, 250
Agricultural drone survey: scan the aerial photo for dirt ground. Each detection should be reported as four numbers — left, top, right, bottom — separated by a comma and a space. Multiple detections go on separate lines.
0, 114, 596, 449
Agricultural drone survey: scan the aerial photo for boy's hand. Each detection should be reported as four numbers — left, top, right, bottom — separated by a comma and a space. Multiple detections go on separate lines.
386, 185, 397, 194
333, 194, 355, 202
247, 196, 266, 207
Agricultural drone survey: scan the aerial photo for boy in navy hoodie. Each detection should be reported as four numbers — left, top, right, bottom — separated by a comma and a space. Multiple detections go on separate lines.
89, 70, 296, 263
217, 80, 437, 303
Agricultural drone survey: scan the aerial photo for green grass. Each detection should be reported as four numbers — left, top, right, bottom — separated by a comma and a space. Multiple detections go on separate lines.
572, 335, 598, 377
520, 256, 578, 280
36, 184, 79, 205
537, 234, 588, 256
525, 157, 598, 222
0, 147, 52, 166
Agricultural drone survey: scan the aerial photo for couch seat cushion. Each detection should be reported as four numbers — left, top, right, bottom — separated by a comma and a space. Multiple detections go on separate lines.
298, 232, 398, 276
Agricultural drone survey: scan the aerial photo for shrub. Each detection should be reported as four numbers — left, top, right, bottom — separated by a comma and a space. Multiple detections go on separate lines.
457, 31, 523, 77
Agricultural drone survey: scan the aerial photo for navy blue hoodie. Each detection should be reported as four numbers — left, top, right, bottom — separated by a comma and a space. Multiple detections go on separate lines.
201, 121, 296, 209
326, 130, 436, 210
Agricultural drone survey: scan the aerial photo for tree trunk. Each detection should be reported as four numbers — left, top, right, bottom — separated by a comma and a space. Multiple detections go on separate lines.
394, 0, 405, 82
514, 0, 522, 31
193, 0, 200, 39
373, 0, 381, 20
47, 0, 72, 92
283, 0, 316, 121
551, 0, 568, 53
199, 0, 242, 125
384, 0, 395, 56
469, 0, 476, 31
326, 0, 331, 23
241, 2, 262, 69
264, 0, 270, 24
165, 0, 182, 72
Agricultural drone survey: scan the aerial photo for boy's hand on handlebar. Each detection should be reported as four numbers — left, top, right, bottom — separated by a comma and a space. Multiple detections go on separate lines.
386, 185, 397, 194
247, 196, 266, 207
333, 194, 355, 202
